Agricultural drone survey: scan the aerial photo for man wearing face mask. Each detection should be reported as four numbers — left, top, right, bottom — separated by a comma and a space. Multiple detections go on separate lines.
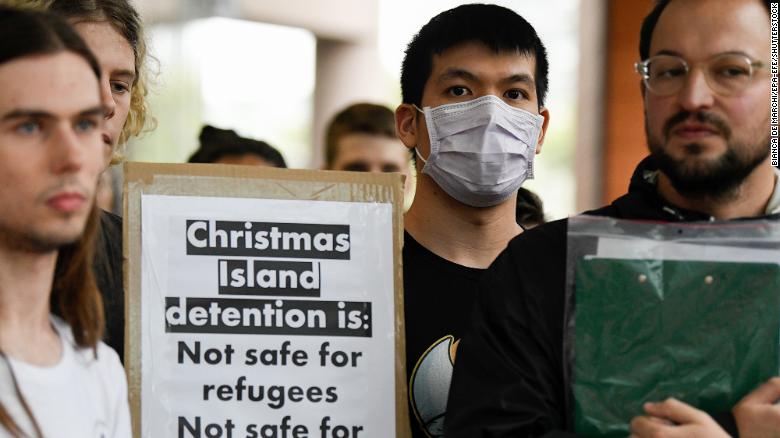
393, 5, 550, 437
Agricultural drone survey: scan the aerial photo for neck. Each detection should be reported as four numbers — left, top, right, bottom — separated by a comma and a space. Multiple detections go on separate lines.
0, 243, 60, 365
657, 158, 777, 220
405, 174, 522, 268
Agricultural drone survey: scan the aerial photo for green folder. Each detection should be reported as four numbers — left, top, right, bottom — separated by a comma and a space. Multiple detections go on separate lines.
573, 258, 780, 437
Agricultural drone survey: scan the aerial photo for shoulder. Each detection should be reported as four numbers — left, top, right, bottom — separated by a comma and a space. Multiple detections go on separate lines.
97, 209, 123, 262
51, 317, 124, 379
477, 218, 569, 322
99, 210, 123, 240
505, 217, 569, 266
100, 209, 123, 228
89, 343, 131, 437
84, 342, 128, 406
95, 342, 124, 375
403, 230, 428, 260
84, 341, 126, 389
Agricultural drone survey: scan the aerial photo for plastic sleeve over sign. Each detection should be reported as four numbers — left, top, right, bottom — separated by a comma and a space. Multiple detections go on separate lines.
565, 216, 780, 437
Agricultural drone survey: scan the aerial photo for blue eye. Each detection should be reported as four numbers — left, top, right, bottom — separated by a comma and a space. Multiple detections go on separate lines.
74, 119, 97, 133
16, 121, 40, 135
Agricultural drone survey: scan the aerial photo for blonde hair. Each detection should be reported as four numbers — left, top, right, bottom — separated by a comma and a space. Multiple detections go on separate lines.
30, 0, 154, 163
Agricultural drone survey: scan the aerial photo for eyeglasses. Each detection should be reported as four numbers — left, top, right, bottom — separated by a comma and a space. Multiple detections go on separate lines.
635, 53, 765, 96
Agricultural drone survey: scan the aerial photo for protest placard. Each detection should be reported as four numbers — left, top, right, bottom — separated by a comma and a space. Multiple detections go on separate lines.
124, 163, 408, 438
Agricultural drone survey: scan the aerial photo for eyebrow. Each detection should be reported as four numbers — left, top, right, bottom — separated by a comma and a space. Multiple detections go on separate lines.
112, 69, 137, 82
1, 105, 106, 121
654, 50, 684, 57
437, 68, 536, 88
654, 49, 755, 59
500, 73, 536, 88
437, 68, 481, 85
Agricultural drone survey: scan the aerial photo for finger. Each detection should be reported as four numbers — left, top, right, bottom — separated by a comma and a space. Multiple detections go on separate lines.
740, 377, 780, 405
631, 415, 674, 437
643, 398, 708, 424
645, 415, 674, 426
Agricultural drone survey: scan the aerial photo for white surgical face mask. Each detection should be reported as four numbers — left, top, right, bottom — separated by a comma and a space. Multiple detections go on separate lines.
415, 95, 545, 207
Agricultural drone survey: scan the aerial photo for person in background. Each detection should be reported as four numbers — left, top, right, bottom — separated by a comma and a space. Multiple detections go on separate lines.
393, 4, 550, 436
48, 0, 151, 160
516, 187, 546, 229
325, 102, 414, 199
95, 168, 115, 212
0, 7, 130, 436
446, 0, 777, 436
45, 0, 154, 363
188, 125, 287, 167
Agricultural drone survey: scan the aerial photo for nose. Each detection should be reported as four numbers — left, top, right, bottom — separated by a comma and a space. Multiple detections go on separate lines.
100, 74, 116, 120
50, 124, 84, 174
676, 67, 715, 111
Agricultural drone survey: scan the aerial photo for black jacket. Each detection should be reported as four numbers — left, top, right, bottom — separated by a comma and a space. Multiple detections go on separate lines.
443, 157, 776, 437
95, 210, 125, 362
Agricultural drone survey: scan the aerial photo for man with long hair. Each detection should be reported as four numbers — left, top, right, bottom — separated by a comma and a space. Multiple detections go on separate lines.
0, 6, 130, 437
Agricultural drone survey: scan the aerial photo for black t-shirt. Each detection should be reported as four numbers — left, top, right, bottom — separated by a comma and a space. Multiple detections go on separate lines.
403, 231, 484, 438
94, 210, 124, 362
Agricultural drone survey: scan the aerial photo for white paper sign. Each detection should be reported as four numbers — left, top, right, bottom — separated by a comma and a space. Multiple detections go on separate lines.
140, 194, 396, 438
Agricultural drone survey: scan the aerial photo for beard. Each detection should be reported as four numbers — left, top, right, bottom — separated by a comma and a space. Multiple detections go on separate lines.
0, 179, 93, 254
0, 225, 80, 253
647, 110, 770, 200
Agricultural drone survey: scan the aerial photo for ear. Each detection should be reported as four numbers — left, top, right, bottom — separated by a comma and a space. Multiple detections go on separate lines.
103, 144, 113, 169
395, 103, 419, 150
534, 107, 551, 155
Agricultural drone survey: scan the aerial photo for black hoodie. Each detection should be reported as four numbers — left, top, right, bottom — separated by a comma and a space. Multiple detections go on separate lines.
443, 157, 778, 437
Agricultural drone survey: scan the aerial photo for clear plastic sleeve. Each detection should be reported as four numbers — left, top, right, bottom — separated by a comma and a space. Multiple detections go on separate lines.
565, 215, 780, 437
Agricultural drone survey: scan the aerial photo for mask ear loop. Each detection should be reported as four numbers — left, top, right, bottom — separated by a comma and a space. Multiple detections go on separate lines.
524, 113, 546, 180
414, 147, 428, 164
411, 104, 429, 164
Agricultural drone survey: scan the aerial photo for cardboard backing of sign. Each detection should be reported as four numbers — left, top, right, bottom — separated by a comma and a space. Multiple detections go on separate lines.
124, 162, 409, 437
